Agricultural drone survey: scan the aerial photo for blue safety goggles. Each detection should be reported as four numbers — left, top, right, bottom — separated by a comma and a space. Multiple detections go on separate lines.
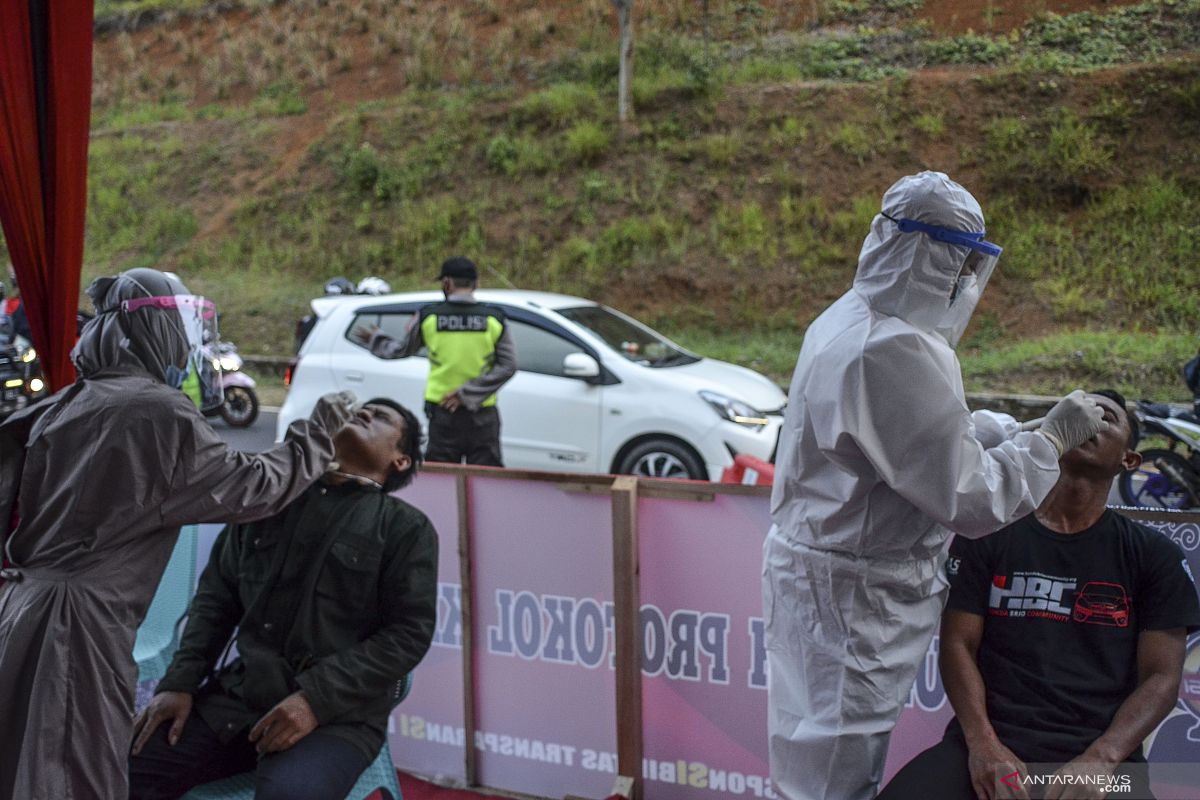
882, 212, 1002, 257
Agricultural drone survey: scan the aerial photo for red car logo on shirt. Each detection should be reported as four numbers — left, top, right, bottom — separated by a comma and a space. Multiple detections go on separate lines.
1071, 582, 1130, 627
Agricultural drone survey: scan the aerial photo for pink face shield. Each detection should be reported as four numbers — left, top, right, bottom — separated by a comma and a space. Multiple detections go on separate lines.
121, 295, 220, 401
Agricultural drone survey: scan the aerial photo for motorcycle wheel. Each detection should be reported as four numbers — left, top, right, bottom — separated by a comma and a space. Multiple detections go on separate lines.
220, 385, 259, 428
1117, 448, 1200, 510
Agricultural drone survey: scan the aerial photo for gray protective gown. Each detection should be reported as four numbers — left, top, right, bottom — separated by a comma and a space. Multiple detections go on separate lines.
0, 272, 348, 800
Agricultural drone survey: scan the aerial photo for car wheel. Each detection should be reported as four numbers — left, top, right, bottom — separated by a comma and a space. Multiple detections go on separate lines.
617, 439, 706, 481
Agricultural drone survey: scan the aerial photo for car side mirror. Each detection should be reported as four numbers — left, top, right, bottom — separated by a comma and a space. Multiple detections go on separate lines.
563, 352, 600, 379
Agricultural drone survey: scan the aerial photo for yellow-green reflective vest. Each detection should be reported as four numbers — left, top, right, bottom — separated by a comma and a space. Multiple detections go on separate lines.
419, 301, 506, 407
182, 363, 202, 408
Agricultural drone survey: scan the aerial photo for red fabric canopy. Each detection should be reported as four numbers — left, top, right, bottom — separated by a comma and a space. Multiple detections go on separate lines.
0, 0, 94, 392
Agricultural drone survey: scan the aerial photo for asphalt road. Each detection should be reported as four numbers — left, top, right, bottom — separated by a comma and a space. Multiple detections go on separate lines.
214, 409, 1131, 503
213, 409, 278, 452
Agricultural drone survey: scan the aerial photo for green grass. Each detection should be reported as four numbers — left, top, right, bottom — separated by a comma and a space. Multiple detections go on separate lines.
564, 121, 611, 163
987, 176, 1200, 327
16, 0, 1192, 403
665, 326, 1197, 403
86, 134, 201, 268
95, 0, 220, 22
959, 332, 1198, 401
517, 83, 603, 128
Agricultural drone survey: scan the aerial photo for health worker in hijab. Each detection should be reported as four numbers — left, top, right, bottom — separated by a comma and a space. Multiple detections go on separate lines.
0, 268, 356, 800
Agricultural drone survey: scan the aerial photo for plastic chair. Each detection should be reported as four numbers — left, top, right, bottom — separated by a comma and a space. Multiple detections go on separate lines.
182, 674, 411, 800
134, 525, 199, 683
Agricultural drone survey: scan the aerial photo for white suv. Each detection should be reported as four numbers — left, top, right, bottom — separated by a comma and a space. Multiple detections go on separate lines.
277, 290, 786, 481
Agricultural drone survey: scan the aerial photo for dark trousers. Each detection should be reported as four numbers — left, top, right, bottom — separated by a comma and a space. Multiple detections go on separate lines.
424, 403, 503, 466
877, 728, 1154, 800
128, 714, 371, 800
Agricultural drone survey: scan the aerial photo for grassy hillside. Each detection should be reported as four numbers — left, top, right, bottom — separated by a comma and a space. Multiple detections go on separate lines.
11, 0, 1200, 399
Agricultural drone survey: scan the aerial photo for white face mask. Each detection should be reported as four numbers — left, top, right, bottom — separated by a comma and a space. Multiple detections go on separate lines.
949, 272, 978, 307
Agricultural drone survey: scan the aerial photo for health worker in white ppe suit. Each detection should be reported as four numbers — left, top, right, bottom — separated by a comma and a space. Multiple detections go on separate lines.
761, 171, 1108, 800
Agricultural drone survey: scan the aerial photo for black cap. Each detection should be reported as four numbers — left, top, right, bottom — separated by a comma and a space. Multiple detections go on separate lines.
437, 256, 477, 282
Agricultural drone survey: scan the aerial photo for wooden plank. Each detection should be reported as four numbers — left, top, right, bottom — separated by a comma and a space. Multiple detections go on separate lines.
421, 463, 772, 499
456, 472, 479, 787
423, 462, 617, 487
637, 477, 770, 499
610, 475, 643, 800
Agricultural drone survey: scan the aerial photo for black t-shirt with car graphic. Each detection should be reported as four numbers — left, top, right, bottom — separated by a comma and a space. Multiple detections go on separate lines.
944, 509, 1200, 763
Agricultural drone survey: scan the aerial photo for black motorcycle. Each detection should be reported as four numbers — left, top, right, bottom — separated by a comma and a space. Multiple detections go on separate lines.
0, 282, 49, 419
1117, 353, 1200, 510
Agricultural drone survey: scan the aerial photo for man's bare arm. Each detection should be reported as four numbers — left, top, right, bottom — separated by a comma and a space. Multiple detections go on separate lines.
1080, 627, 1185, 765
1044, 628, 1186, 800
941, 609, 1029, 800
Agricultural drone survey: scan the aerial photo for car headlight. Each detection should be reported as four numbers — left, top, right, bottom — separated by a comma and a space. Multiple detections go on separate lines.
218, 355, 240, 372
20, 347, 36, 364
699, 390, 769, 429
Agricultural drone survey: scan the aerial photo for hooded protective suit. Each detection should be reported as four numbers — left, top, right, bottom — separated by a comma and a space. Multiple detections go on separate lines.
0, 269, 353, 800
761, 173, 1061, 800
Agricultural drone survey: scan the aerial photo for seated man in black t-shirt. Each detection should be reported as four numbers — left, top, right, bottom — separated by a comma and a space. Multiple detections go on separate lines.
879, 390, 1200, 800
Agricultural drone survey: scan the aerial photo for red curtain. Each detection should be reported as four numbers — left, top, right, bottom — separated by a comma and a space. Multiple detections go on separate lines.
0, 0, 94, 392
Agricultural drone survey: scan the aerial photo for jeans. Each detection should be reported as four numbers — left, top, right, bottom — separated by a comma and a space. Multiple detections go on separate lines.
128, 714, 371, 800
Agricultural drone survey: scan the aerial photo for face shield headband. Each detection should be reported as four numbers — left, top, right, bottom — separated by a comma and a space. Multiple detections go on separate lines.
880, 212, 1002, 259
121, 295, 221, 401
880, 212, 1002, 347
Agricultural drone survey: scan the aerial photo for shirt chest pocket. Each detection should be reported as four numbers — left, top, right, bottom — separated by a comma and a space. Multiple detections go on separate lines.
234, 532, 283, 610
316, 540, 383, 607
238, 532, 281, 586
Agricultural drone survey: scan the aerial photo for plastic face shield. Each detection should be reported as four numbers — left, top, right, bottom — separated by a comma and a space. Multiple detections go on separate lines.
122, 295, 221, 403
883, 213, 1002, 346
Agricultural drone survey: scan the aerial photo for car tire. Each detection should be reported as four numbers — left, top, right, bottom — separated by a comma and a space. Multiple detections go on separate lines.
617, 439, 706, 481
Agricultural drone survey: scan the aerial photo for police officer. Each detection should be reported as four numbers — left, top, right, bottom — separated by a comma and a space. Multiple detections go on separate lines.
355, 256, 516, 466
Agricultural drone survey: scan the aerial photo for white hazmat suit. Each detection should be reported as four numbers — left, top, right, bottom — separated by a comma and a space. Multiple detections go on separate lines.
762, 172, 1065, 800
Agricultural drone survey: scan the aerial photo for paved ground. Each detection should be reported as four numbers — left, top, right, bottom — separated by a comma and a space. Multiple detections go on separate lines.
213, 409, 278, 453
215, 409, 1131, 503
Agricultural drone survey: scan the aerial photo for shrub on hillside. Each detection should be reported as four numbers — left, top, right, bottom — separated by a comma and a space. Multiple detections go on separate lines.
564, 121, 610, 164
981, 109, 1113, 201
517, 83, 602, 128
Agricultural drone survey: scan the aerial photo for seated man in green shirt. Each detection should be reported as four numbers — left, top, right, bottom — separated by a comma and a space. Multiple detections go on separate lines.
128, 399, 437, 800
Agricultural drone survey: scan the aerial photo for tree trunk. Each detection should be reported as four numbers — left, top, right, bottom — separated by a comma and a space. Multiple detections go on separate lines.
614, 0, 634, 131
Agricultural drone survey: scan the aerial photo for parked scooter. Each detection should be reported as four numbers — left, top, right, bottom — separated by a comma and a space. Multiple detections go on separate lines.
203, 341, 259, 428
1118, 400, 1200, 510
0, 282, 49, 420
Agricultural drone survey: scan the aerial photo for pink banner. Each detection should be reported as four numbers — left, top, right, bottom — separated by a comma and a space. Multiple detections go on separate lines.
393, 474, 619, 799
389, 473, 1200, 800
390, 473, 467, 783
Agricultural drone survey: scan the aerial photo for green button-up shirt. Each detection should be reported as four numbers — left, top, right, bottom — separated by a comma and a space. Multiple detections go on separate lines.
156, 479, 438, 758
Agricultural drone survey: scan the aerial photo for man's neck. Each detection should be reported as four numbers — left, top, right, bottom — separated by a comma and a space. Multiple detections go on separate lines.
325, 459, 388, 490
445, 289, 475, 302
1034, 473, 1110, 534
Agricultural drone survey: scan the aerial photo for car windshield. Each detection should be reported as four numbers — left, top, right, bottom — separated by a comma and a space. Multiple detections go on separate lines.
557, 305, 699, 367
